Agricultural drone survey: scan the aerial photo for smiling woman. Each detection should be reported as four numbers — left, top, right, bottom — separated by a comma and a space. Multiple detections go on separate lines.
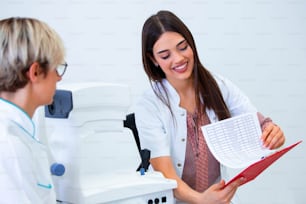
151, 32, 194, 88
135, 10, 285, 204
0, 17, 66, 203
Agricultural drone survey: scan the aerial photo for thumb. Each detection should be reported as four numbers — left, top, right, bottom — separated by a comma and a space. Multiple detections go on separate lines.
211, 179, 226, 190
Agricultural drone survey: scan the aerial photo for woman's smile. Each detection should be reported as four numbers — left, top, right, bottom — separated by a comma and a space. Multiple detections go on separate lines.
172, 62, 188, 73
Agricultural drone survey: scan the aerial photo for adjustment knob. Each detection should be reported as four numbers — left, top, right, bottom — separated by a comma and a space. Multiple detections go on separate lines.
50, 163, 65, 176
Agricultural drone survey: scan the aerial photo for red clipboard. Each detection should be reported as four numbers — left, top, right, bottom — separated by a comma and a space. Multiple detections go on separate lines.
223, 140, 302, 188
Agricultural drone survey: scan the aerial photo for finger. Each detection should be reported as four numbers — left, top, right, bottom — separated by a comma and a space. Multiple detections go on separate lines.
223, 177, 244, 193
262, 124, 281, 148
265, 126, 282, 148
269, 130, 285, 149
261, 123, 274, 142
225, 187, 238, 202
264, 126, 277, 145
212, 179, 226, 191
222, 178, 245, 201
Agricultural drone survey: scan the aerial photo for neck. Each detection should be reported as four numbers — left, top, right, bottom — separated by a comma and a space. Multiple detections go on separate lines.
168, 77, 194, 95
0, 89, 36, 118
169, 78, 196, 113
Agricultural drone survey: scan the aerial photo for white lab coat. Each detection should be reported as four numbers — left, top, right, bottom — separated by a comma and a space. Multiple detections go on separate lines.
0, 98, 56, 204
135, 74, 257, 204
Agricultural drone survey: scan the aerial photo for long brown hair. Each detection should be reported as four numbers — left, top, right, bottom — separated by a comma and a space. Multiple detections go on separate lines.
141, 10, 230, 120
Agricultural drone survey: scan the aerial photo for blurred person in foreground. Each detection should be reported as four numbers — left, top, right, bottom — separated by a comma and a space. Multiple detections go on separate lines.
0, 17, 67, 203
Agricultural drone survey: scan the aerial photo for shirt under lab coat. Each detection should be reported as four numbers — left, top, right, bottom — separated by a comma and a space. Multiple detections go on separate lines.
0, 98, 56, 204
135, 74, 257, 204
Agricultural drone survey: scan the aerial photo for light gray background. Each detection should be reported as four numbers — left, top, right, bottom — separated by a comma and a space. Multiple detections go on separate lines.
1, 1, 305, 203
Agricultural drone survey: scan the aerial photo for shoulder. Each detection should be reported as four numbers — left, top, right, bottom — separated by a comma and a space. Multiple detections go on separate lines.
134, 81, 174, 123
209, 72, 238, 96
135, 80, 168, 108
211, 72, 233, 88
210, 72, 257, 114
136, 86, 158, 107
0, 119, 12, 140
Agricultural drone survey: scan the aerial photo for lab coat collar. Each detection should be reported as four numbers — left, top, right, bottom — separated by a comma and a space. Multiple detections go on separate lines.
155, 79, 181, 107
156, 79, 218, 122
0, 98, 36, 139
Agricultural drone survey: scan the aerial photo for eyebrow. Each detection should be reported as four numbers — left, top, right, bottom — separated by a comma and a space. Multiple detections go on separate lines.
177, 39, 187, 47
156, 39, 187, 54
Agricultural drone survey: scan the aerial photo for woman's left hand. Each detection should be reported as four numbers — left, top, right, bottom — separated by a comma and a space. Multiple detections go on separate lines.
261, 123, 285, 149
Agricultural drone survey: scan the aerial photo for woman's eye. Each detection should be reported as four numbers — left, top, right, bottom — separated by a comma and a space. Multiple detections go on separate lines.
160, 54, 170, 60
179, 44, 188, 51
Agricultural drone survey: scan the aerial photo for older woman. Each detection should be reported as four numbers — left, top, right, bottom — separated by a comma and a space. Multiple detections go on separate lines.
0, 17, 67, 203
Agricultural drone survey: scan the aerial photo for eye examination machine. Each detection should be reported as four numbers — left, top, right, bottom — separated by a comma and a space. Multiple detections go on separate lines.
38, 82, 177, 204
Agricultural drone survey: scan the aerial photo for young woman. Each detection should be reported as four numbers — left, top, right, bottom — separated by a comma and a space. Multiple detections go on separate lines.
135, 10, 285, 204
0, 17, 67, 203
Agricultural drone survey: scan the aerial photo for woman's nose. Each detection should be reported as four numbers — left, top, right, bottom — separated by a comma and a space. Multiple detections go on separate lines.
173, 51, 184, 63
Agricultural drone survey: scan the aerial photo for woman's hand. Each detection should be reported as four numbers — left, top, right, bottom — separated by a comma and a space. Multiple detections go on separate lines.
261, 123, 285, 149
199, 178, 245, 204
151, 156, 244, 204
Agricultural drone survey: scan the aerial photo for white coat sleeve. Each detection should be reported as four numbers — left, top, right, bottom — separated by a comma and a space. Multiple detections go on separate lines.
134, 92, 171, 159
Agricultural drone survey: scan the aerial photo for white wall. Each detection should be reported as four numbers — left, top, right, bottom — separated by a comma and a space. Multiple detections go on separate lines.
1, 1, 305, 203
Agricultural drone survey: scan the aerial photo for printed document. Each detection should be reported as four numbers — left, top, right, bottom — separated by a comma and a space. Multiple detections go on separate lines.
201, 112, 273, 168
201, 112, 302, 187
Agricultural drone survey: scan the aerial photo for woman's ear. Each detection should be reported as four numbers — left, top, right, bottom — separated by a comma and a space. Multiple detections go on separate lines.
27, 62, 41, 82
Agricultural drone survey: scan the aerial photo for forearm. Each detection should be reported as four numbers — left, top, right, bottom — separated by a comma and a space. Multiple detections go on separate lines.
150, 156, 201, 203
173, 178, 202, 204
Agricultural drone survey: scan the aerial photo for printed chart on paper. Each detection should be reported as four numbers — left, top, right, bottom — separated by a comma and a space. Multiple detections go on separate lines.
201, 113, 273, 168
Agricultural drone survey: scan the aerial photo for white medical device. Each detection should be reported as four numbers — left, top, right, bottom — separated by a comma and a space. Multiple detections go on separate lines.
42, 83, 177, 204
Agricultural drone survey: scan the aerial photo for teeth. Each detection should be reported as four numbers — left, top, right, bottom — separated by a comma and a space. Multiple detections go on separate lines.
174, 63, 187, 70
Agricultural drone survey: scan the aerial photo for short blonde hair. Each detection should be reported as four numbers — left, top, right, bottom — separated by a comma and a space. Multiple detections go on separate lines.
0, 17, 65, 92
